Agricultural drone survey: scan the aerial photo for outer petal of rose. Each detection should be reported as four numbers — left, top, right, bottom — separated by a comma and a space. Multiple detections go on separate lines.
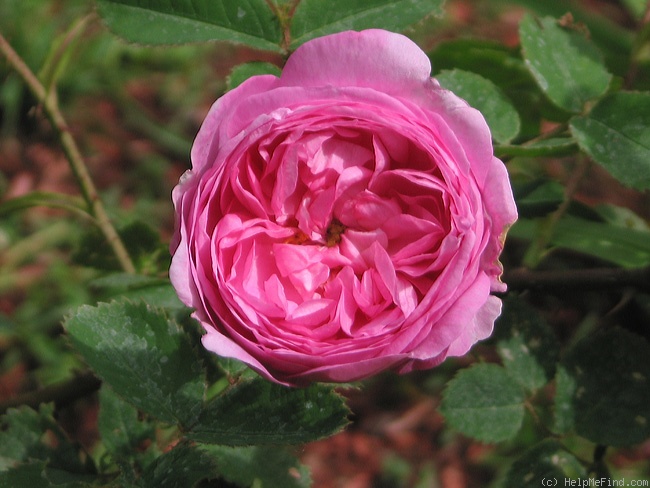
169, 236, 193, 306
446, 294, 501, 356
280, 30, 431, 96
419, 87, 495, 184
286, 354, 409, 384
201, 326, 289, 385
481, 156, 518, 291
399, 271, 492, 360
169, 176, 200, 307
484, 156, 518, 231
394, 351, 447, 375
191, 75, 280, 173
423, 89, 517, 250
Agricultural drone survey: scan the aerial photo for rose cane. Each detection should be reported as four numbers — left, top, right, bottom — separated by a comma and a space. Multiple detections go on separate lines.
170, 29, 517, 386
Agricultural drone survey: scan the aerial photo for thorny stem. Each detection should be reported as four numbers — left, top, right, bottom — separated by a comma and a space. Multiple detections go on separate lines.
0, 29, 136, 274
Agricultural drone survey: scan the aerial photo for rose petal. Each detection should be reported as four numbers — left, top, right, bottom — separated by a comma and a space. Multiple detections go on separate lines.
281, 30, 432, 96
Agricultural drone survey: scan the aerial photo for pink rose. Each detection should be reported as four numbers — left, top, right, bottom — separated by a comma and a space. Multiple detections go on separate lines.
170, 29, 517, 386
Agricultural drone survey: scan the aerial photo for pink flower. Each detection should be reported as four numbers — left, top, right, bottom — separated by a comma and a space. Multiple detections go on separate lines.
170, 29, 517, 386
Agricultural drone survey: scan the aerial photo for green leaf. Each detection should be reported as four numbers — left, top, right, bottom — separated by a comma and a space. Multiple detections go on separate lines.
0, 463, 100, 488
96, 0, 282, 51
38, 469, 102, 487
494, 297, 559, 391
0, 405, 88, 475
570, 92, 650, 190
554, 327, 650, 446
494, 0, 633, 78
227, 61, 282, 91
519, 15, 612, 112
513, 180, 564, 218
553, 365, 576, 435
440, 363, 526, 442
503, 440, 587, 487
428, 39, 545, 140
595, 204, 650, 232
436, 69, 520, 144
97, 386, 155, 461
64, 300, 206, 426
290, 0, 445, 48
429, 39, 531, 91
0, 406, 50, 471
138, 443, 218, 488
201, 445, 311, 488
0, 462, 47, 488
509, 215, 650, 268
215, 356, 259, 383
187, 379, 349, 445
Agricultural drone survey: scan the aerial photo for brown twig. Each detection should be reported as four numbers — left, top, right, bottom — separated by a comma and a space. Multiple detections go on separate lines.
504, 265, 650, 293
0, 30, 136, 274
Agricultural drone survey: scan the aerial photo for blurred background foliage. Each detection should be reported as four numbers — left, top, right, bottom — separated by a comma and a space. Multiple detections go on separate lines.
1, 0, 650, 487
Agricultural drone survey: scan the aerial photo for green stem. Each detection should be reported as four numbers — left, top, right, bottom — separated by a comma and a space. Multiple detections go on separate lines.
0, 31, 136, 274
522, 122, 569, 146
265, 0, 301, 54
499, 122, 570, 161
523, 156, 590, 267
40, 14, 95, 96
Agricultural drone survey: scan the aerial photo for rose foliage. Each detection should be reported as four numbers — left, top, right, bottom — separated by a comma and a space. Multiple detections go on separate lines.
170, 29, 517, 385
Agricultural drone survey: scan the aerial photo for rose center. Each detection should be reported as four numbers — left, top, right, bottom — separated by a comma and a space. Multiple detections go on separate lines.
325, 218, 346, 247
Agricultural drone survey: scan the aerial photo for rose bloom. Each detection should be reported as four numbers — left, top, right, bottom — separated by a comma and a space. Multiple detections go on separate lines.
170, 29, 517, 386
